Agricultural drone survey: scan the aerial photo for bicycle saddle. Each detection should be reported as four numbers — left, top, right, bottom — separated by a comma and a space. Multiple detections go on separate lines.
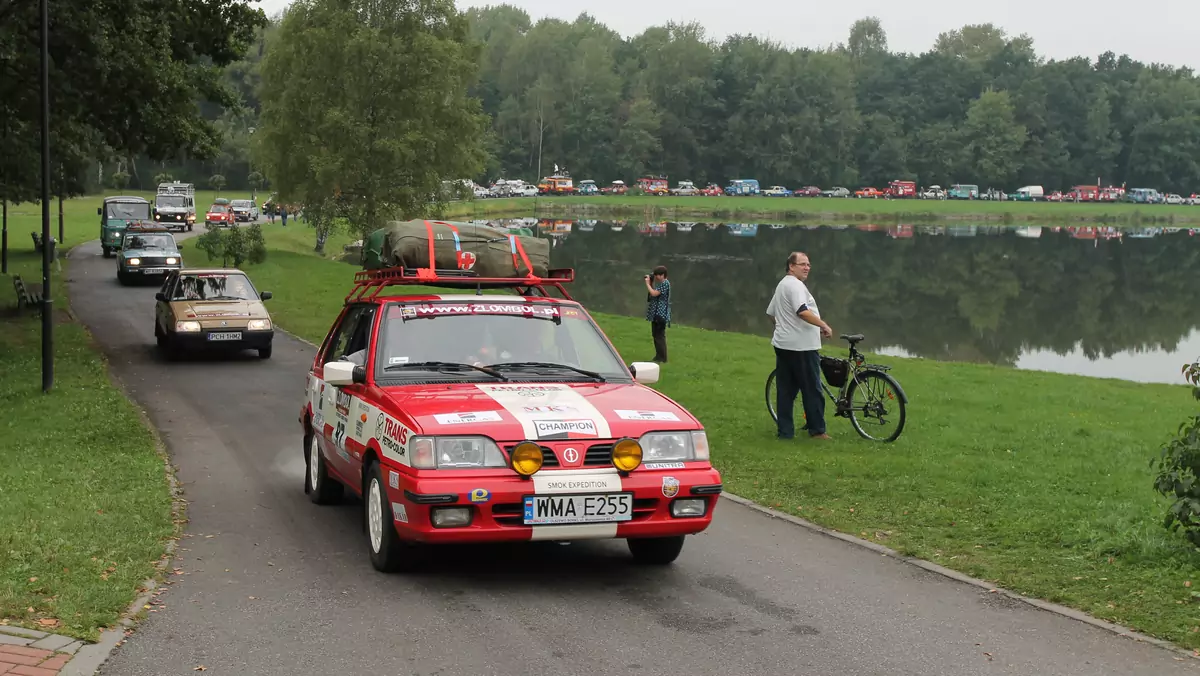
841, 333, 865, 344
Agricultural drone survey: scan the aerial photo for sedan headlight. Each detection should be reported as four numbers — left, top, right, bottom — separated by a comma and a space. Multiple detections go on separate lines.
639, 430, 710, 462
127, 258, 140, 266
247, 319, 271, 331
408, 436, 506, 470
165, 257, 178, 265
175, 321, 201, 332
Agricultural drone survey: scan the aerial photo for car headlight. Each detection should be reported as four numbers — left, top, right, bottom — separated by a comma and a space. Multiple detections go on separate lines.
247, 319, 271, 330
165, 257, 178, 265
127, 258, 140, 265
408, 436, 506, 470
639, 430, 710, 462
175, 321, 201, 332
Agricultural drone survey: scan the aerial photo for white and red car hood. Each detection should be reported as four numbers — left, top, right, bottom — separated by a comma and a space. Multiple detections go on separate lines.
379, 382, 699, 441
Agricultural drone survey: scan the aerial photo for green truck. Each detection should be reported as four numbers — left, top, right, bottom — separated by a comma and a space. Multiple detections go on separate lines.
98, 196, 154, 257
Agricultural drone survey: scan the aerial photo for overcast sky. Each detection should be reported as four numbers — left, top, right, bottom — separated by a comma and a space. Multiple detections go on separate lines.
254, 0, 1199, 71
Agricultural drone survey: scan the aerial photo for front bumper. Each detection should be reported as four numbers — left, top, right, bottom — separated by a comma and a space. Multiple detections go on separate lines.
170, 328, 274, 351
121, 264, 181, 277
383, 466, 723, 544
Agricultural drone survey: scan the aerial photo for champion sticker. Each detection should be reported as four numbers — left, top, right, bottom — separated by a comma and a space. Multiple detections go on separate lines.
614, 409, 681, 422
534, 419, 598, 439
433, 411, 503, 425
661, 476, 681, 498
477, 383, 612, 440
645, 462, 686, 469
389, 470, 399, 489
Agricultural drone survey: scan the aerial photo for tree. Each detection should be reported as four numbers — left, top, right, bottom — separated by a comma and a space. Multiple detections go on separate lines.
0, 0, 268, 202
209, 174, 227, 194
962, 90, 1027, 187
254, 0, 489, 238
1153, 359, 1200, 549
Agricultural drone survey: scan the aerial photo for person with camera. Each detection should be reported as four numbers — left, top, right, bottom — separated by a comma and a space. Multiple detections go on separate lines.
767, 252, 833, 440
644, 265, 671, 363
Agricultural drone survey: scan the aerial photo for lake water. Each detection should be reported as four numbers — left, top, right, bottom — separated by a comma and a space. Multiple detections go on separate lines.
473, 219, 1200, 386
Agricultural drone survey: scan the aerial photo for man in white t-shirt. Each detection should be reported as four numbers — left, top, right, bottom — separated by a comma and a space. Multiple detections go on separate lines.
766, 251, 833, 440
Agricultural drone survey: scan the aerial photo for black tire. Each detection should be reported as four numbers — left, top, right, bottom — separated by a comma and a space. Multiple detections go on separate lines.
117, 271, 129, 286
846, 370, 907, 442
102, 247, 112, 258
765, 369, 778, 424
154, 322, 166, 348
628, 535, 686, 565
363, 461, 416, 573
258, 345, 272, 360
304, 430, 343, 504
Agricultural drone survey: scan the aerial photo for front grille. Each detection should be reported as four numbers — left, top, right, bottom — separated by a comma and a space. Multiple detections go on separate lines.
134, 256, 173, 266
491, 497, 659, 527
502, 442, 613, 467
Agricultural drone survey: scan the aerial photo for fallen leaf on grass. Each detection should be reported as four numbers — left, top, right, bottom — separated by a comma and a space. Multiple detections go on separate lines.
28, 577, 37, 583
193, 666, 207, 671
37, 618, 60, 628
1186, 581, 1192, 588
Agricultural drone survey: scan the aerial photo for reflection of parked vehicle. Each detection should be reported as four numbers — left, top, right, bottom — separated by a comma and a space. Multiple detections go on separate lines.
821, 187, 850, 198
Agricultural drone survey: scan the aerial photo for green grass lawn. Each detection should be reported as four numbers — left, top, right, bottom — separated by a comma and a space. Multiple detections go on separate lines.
444, 195, 1200, 224
195, 221, 1200, 650
0, 203, 176, 641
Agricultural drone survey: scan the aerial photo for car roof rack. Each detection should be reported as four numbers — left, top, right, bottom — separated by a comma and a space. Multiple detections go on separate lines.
346, 266, 576, 303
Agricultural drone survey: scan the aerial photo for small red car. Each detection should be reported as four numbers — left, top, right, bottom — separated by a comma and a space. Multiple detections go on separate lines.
299, 261, 722, 572
205, 203, 233, 227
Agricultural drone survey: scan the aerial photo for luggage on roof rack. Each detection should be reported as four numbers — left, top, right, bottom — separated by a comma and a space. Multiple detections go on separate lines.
361, 219, 550, 278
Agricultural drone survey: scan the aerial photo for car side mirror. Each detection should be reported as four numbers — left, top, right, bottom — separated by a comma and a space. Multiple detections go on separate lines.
155, 292, 168, 302
96, 207, 102, 215
629, 361, 660, 384
324, 360, 365, 386
260, 291, 272, 301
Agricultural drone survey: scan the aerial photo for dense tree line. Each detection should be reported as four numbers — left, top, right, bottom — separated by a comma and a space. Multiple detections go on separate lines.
466, 11, 1200, 194
0, 0, 266, 201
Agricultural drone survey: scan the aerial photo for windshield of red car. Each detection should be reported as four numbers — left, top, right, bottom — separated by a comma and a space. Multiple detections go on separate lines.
374, 300, 629, 380
209, 205, 228, 213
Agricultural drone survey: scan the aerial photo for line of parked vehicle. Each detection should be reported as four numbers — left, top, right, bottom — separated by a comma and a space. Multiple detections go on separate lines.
467, 172, 1200, 206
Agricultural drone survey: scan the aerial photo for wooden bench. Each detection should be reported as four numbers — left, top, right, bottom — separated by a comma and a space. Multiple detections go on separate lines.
12, 274, 44, 311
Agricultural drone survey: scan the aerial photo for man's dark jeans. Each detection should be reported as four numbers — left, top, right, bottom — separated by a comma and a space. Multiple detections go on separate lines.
651, 319, 668, 362
774, 346, 825, 438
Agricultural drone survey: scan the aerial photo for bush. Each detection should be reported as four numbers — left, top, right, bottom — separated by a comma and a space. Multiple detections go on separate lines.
209, 173, 227, 194
1152, 359, 1200, 548
194, 222, 267, 268
153, 172, 174, 186
109, 171, 130, 190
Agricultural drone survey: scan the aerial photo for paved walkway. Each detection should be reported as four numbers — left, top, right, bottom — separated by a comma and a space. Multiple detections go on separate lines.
0, 627, 84, 675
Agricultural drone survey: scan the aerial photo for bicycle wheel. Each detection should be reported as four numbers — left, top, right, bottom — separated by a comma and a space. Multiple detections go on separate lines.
845, 370, 906, 442
765, 369, 778, 423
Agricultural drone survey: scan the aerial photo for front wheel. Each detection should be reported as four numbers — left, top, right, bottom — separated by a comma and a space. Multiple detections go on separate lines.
846, 370, 907, 442
364, 461, 422, 573
628, 535, 685, 565
765, 369, 778, 424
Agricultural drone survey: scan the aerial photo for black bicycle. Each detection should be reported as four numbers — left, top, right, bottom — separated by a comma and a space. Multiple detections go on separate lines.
765, 333, 908, 442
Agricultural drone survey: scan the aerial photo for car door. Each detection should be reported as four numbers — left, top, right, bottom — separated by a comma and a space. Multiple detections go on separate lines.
313, 304, 377, 480
155, 273, 177, 334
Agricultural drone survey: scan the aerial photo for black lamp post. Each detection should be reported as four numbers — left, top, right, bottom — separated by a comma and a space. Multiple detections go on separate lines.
40, 0, 54, 392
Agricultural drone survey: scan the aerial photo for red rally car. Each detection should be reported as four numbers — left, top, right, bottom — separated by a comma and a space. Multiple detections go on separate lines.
299, 265, 723, 573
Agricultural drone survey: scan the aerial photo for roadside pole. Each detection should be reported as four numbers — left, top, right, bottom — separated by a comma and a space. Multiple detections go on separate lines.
2, 200, 7, 274
40, 0, 53, 392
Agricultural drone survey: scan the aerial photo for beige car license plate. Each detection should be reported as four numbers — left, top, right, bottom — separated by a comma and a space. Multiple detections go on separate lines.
207, 332, 242, 341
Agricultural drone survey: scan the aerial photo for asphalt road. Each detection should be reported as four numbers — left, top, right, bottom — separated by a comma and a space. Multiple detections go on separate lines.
66, 235, 1197, 676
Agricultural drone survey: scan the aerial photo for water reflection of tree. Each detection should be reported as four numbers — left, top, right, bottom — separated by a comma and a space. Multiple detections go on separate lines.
533, 220, 1200, 366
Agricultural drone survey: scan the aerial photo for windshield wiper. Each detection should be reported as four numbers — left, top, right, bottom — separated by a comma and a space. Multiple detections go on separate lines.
383, 361, 507, 380
486, 361, 605, 381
